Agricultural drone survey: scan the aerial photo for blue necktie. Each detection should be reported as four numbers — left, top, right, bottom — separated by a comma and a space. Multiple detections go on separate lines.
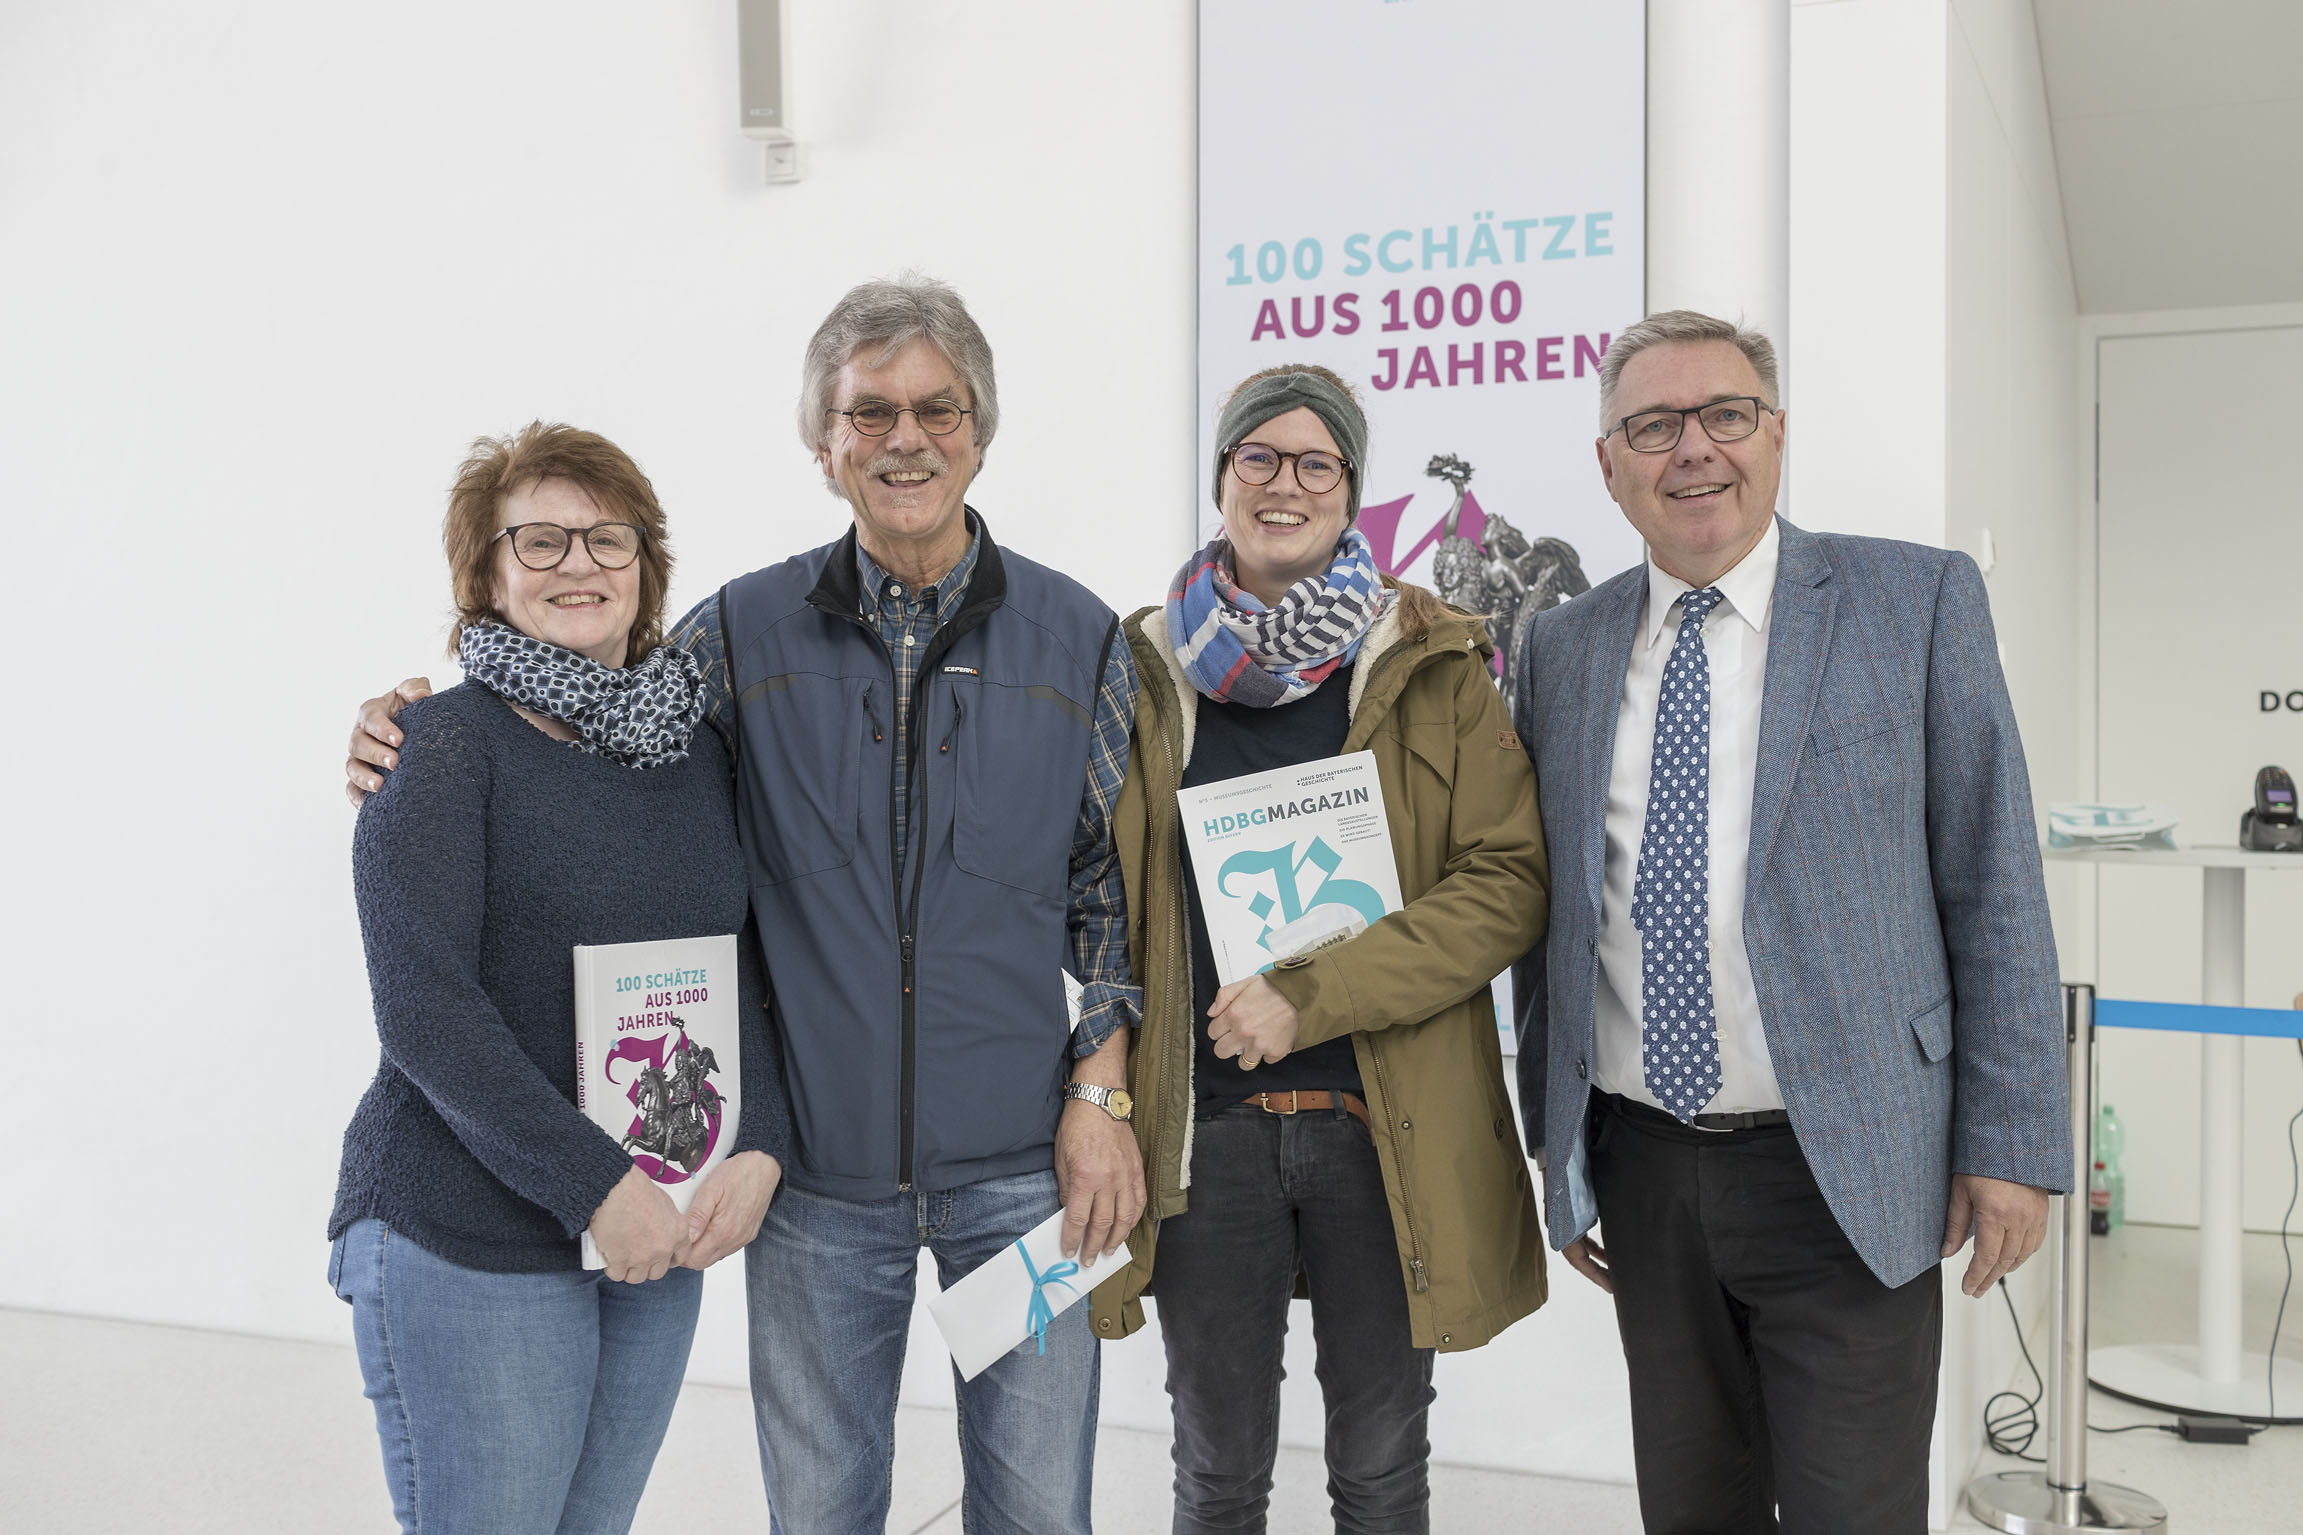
1633, 586, 1724, 1122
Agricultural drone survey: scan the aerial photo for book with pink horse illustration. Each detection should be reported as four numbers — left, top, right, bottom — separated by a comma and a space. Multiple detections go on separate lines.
573, 933, 742, 1270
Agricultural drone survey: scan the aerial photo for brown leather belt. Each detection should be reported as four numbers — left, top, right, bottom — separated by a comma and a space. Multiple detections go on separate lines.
1244, 1089, 1370, 1129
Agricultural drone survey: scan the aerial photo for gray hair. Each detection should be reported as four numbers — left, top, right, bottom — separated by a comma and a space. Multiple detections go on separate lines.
796, 273, 999, 456
1596, 309, 1780, 432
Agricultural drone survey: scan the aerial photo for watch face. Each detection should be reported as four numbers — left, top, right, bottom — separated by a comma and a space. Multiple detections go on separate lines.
1108, 1089, 1134, 1119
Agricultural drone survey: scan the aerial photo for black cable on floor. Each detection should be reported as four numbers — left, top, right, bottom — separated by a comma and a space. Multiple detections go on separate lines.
1982, 1277, 2046, 1459
1984, 1277, 2182, 1459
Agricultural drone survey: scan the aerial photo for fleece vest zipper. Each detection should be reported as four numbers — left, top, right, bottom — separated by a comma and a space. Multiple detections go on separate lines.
720, 521, 1116, 1201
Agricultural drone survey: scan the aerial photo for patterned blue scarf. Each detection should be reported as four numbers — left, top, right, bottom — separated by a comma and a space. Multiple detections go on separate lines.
1165, 529, 1393, 707
457, 618, 705, 768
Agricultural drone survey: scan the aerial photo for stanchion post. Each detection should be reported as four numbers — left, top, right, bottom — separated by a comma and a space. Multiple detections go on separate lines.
2046, 985, 2097, 1507
1965, 984, 2167, 1534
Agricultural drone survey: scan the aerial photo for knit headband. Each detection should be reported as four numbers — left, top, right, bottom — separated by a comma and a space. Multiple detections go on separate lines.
1211, 370, 1369, 518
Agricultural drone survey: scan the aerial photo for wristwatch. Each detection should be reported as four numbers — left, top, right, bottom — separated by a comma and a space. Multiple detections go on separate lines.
1063, 1082, 1134, 1121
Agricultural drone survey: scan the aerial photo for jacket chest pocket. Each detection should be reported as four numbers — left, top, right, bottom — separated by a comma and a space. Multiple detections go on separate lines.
1377, 721, 1454, 869
1805, 678, 1921, 787
946, 677, 1089, 899
1394, 721, 1457, 791
738, 673, 867, 885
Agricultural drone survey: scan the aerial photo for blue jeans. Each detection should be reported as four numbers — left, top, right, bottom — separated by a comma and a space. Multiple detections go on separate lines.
743, 1169, 1098, 1535
329, 1219, 703, 1535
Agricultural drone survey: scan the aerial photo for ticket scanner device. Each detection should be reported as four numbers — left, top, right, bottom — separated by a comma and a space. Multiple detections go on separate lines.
2240, 765, 2301, 852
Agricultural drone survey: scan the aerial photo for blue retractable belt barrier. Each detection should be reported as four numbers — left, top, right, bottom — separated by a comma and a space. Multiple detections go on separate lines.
2095, 998, 2303, 1039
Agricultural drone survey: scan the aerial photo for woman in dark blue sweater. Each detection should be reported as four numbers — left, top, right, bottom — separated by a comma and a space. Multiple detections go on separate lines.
329, 423, 788, 1535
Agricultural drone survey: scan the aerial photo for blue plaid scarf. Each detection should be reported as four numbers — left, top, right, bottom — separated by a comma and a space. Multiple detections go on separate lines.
1165, 530, 1393, 707
457, 619, 705, 768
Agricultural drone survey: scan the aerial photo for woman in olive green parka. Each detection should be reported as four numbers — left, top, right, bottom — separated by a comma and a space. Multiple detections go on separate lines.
1088, 364, 1550, 1530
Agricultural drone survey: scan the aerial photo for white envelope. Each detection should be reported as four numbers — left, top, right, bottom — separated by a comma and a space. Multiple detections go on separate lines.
928, 1208, 1131, 1381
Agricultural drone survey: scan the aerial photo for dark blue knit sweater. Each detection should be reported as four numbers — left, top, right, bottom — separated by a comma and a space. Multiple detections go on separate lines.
329, 681, 790, 1273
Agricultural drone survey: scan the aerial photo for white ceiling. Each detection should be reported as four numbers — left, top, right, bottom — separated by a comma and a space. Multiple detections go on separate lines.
2032, 0, 2303, 313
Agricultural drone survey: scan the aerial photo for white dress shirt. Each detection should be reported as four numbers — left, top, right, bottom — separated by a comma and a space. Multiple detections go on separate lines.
1592, 518, 1785, 1115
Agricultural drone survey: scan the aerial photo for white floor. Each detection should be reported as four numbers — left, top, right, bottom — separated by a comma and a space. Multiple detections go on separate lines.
1952, 1220, 2303, 1533
4, 1224, 2301, 1532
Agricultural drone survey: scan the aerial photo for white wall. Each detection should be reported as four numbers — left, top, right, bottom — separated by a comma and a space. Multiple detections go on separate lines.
0, 0, 2101, 1515
0, 0, 1192, 1338
2081, 306, 2303, 1237
1792, 1, 2084, 1523
0, 0, 1642, 1490
1937, 1, 2084, 1523
1789, 0, 1948, 546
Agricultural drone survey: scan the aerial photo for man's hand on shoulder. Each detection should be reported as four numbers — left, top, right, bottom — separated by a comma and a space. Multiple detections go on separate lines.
345, 678, 433, 807
1054, 1032, 1144, 1262
1943, 1172, 2051, 1298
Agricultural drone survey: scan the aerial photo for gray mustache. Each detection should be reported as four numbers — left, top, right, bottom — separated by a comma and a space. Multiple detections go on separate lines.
865, 450, 946, 478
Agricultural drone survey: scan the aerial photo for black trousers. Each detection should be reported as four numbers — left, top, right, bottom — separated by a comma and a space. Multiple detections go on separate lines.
1588, 1093, 1942, 1535
1154, 1101, 1436, 1535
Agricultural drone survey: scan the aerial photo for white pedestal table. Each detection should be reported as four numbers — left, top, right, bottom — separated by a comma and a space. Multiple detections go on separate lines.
2044, 843, 2303, 1420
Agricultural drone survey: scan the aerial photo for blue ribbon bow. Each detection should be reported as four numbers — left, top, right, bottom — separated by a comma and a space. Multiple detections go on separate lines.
1016, 1239, 1082, 1356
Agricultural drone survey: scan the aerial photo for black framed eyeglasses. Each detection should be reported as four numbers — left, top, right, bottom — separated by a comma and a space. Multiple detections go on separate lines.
1608, 396, 1774, 453
1227, 442, 1354, 495
831, 401, 974, 437
492, 522, 646, 571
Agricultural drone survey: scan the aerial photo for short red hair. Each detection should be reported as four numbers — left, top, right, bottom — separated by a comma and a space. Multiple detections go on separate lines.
442, 422, 674, 664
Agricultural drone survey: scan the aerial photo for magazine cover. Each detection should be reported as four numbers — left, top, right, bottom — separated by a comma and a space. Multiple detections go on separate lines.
1175, 751, 1405, 985
573, 933, 741, 1269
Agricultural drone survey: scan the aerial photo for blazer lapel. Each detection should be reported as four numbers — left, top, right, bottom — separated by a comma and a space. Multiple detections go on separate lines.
1577, 575, 1643, 918
1746, 517, 1835, 890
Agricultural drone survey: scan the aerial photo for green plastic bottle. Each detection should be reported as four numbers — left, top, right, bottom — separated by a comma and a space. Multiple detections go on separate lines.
2095, 1103, 2126, 1231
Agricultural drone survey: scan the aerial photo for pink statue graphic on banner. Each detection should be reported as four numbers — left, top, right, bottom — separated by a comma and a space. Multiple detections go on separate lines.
1356, 454, 1590, 694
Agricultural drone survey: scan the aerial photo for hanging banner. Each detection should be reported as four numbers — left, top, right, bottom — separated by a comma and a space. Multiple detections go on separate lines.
1197, 0, 1646, 694
1199, 0, 1645, 1054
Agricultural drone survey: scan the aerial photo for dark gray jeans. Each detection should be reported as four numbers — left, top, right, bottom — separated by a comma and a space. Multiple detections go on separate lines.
1153, 1100, 1436, 1535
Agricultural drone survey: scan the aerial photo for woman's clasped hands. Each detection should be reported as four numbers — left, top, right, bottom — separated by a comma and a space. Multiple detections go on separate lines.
590, 1151, 783, 1283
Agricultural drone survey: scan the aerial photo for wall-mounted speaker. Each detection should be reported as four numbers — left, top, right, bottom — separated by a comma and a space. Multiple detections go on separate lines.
737, 0, 800, 183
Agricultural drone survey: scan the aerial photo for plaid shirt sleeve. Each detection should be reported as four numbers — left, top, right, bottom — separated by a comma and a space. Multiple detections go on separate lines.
667, 592, 736, 749
1067, 632, 1142, 1058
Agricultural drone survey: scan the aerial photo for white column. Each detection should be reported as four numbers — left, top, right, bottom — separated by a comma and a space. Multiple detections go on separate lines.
1646, 0, 1792, 398
2197, 867, 2247, 1384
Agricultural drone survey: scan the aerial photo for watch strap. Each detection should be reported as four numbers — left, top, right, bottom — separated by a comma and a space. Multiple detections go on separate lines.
1064, 1082, 1127, 1118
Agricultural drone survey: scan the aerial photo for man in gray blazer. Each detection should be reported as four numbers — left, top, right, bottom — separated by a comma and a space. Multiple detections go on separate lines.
1511, 309, 2068, 1532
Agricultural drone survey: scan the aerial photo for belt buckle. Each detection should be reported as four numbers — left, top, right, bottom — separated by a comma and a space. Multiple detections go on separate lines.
1258, 1091, 1301, 1116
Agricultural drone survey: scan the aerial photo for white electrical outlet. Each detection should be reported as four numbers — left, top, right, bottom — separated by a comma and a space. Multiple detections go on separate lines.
763, 135, 802, 184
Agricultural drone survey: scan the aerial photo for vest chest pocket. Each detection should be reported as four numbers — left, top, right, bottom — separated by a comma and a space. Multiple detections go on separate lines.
737, 672, 866, 885
947, 677, 1090, 900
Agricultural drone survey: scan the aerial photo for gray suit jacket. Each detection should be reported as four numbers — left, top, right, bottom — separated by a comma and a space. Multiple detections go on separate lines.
1510, 517, 2069, 1287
